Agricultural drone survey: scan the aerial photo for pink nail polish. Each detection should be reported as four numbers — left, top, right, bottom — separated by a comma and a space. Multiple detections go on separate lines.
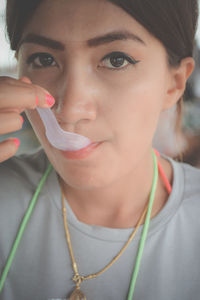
36, 96, 39, 106
46, 94, 55, 106
13, 138, 20, 148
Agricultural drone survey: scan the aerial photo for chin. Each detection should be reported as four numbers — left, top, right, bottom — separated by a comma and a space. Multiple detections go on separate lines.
62, 167, 116, 190
45, 144, 121, 190
51, 158, 118, 190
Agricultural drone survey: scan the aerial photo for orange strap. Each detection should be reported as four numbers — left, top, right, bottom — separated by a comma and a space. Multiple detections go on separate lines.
154, 149, 172, 195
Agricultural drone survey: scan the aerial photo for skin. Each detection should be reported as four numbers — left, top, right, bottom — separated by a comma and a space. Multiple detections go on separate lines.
15, 0, 194, 228
0, 76, 55, 162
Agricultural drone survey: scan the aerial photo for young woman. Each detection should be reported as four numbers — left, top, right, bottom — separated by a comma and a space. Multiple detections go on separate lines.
0, 0, 199, 299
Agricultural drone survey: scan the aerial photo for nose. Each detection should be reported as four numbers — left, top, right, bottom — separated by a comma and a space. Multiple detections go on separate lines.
54, 71, 97, 129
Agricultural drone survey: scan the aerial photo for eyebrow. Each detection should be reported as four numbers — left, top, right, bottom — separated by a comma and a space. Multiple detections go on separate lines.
18, 30, 146, 51
88, 30, 146, 47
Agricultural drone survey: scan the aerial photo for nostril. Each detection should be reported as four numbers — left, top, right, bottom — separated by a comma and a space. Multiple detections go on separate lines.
52, 98, 97, 124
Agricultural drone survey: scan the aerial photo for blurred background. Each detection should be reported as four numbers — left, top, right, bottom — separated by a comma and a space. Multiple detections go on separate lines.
0, 0, 200, 165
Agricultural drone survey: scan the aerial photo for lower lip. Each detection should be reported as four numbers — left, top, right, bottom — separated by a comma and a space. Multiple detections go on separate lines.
60, 142, 101, 160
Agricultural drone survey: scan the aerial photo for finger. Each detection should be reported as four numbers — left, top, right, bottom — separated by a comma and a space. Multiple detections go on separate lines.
0, 112, 23, 135
0, 76, 55, 110
20, 76, 56, 108
0, 138, 20, 163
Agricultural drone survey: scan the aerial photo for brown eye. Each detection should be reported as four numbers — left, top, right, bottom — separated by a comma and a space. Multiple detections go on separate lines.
27, 52, 57, 68
101, 51, 139, 70
110, 55, 126, 68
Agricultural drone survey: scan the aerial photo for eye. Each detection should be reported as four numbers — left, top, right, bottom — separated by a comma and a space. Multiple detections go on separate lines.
100, 51, 140, 70
26, 52, 57, 68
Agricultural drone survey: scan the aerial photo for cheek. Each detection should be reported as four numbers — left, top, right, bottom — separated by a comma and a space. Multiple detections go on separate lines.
104, 75, 166, 134
100, 69, 168, 163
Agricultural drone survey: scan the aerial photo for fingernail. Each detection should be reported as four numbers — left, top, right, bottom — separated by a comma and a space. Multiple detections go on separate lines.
36, 96, 39, 106
46, 94, 55, 107
20, 115, 24, 125
13, 138, 20, 148
20, 77, 32, 84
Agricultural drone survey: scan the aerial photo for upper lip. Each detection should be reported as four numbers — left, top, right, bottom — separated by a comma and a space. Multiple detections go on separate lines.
60, 141, 102, 152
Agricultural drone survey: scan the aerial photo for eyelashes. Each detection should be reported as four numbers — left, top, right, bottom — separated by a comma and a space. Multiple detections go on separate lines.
100, 51, 140, 69
26, 51, 140, 70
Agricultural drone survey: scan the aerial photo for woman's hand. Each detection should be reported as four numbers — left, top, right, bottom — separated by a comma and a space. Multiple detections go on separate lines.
0, 76, 55, 162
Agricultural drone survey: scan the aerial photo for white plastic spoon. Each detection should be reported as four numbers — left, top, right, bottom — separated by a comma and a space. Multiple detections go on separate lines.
36, 107, 91, 151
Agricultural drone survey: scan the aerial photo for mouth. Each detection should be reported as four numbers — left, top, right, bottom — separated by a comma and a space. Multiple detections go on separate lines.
60, 142, 101, 160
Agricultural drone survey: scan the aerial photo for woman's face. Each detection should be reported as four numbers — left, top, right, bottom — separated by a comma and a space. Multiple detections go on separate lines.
17, 0, 175, 189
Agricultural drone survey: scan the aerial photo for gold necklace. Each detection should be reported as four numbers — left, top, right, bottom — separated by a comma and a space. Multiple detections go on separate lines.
61, 188, 149, 300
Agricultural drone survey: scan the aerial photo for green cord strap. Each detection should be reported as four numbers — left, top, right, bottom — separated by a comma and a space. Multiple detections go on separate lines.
0, 151, 158, 296
0, 163, 53, 293
127, 150, 158, 299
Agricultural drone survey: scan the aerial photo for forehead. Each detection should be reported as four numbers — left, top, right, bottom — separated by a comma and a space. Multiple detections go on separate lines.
21, 0, 154, 45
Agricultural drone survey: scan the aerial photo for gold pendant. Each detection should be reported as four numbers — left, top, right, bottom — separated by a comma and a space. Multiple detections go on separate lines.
69, 288, 87, 300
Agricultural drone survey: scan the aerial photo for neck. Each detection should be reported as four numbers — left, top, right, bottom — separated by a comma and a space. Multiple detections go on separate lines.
60, 152, 172, 228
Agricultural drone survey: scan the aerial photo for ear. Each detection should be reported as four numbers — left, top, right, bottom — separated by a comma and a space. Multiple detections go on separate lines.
163, 57, 195, 110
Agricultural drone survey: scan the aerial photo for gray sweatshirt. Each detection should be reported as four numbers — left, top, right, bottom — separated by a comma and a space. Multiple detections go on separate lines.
0, 150, 200, 300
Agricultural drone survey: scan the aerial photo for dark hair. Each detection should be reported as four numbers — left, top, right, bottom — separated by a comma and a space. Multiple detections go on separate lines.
6, 0, 41, 51
6, 0, 199, 64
